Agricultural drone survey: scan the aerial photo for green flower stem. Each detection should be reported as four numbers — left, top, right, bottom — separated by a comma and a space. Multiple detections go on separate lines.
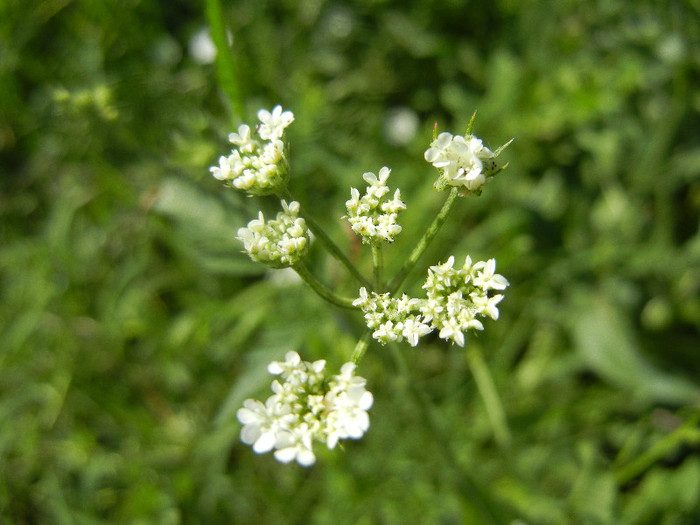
351, 331, 372, 364
387, 342, 509, 525
372, 243, 383, 290
204, 0, 244, 121
614, 414, 700, 486
292, 263, 357, 309
279, 189, 372, 289
466, 345, 512, 448
389, 187, 460, 295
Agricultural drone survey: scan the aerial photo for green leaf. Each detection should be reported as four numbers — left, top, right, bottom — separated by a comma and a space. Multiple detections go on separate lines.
568, 289, 699, 405
153, 176, 261, 275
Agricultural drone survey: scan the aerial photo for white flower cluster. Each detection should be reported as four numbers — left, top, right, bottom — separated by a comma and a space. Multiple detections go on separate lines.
352, 289, 432, 346
420, 255, 509, 346
354, 255, 509, 347
237, 351, 374, 467
210, 105, 294, 195
237, 200, 309, 268
425, 131, 508, 196
345, 167, 406, 243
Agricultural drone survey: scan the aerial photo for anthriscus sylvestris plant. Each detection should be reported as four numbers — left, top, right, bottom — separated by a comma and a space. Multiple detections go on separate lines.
210, 107, 512, 466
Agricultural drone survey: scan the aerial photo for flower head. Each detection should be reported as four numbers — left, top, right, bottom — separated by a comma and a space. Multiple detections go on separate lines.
210, 106, 294, 196
353, 289, 431, 347
237, 351, 373, 466
420, 255, 509, 346
354, 255, 509, 348
345, 167, 406, 244
237, 200, 310, 268
425, 129, 511, 197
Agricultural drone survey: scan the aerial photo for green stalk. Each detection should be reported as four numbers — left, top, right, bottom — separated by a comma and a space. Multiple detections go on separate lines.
387, 342, 509, 525
292, 263, 356, 309
351, 331, 372, 364
372, 243, 383, 290
614, 414, 700, 486
279, 189, 372, 289
205, 0, 244, 121
466, 345, 511, 448
389, 187, 460, 295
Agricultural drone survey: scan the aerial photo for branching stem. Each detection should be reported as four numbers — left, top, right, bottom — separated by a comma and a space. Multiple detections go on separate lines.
292, 263, 356, 309
280, 189, 372, 289
389, 187, 460, 295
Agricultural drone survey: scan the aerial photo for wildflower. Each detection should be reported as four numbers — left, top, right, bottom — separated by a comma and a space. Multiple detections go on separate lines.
401, 318, 433, 347
421, 255, 509, 346
257, 105, 295, 141
345, 167, 406, 244
237, 398, 280, 453
237, 352, 373, 467
425, 131, 511, 196
353, 255, 509, 348
237, 200, 310, 268
353, 289, 431, 347
210, 106, 293, 196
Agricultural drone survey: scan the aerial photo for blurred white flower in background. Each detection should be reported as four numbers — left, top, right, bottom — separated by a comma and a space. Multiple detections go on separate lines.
383, 107, 420, 146
188, 27, 217, 65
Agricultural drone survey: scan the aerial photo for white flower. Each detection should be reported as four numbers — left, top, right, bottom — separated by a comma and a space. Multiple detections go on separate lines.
274, 424, 316, 466
471, 259, 510, 291
352, 287, 371, 308
325, 390, 373, 448
423, 256, 456, 291
353, 254, 509, 348
346, 167, 405, 244
425, 129, 510, 196
268, 350, 301, 374
238, 353, 373, 467
425, 133, 493, 186
401, 317, 433, 347
438, 317, 466, 347
471, 292, 504, 320
373, 321, 399, 343
228, 124, 253, 150
331, 362, 362, 390
210, 155, 236, 181
424, 132, 455, 166
257, 105, 295, 141
354, 289, 435, 347
380, 189, 406, 213
237, 200, 310, 268
419, 298, 443, 323
237, 398, 279, 453
325, 363, 374, 449
394, 294, 420, 314
210, 106, 293, 195
363, 166, 391, 186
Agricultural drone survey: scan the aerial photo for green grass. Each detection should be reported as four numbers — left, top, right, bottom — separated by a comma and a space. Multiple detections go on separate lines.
1, 0, 699, 523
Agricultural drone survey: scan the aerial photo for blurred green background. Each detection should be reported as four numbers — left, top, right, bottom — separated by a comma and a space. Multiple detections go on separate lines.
1, 0, 699, 523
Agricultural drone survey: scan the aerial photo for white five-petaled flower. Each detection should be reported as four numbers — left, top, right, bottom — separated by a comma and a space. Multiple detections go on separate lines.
237, 351, 373, 467
237, 398, 282, 454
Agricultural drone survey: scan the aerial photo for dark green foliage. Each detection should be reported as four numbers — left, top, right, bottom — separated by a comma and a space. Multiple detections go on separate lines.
1, 0, 698, 523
